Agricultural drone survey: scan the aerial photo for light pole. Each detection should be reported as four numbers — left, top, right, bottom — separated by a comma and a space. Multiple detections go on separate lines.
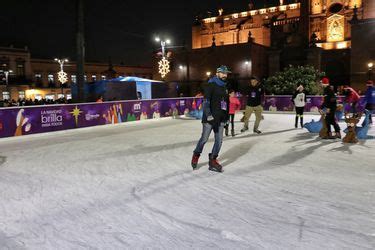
368, 62, 373, 80
4, 69, 13, 87
155, 37, 171, 78
54, 58, 69, 96
4, 70, 12, 85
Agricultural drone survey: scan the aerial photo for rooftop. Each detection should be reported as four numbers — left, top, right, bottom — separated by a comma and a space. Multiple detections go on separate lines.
202, 3, 300, 23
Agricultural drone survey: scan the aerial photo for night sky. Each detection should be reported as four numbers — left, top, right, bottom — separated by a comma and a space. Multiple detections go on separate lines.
1, 0, 277, 66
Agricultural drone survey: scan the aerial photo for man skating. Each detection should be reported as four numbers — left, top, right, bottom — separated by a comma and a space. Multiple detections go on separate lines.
241, 76, 264, 134
191, 66, 230, 172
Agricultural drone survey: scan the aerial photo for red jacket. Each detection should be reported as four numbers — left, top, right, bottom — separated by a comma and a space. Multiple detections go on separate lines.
229, 97, 241, 115
344, 87, 360, 103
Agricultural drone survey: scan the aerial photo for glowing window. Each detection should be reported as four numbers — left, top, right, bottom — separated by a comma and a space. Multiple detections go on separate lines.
289, 4, 298, 10
240, 12, 248, 17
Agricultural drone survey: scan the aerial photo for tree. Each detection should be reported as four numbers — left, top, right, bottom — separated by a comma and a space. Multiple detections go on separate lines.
265, 65, 325, 95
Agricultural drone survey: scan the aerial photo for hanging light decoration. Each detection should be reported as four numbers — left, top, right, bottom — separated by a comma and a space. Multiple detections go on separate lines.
57, 70, 68, 84
156, 38, 171, 78
55, 58, 69, 84
158, 57, 170, 78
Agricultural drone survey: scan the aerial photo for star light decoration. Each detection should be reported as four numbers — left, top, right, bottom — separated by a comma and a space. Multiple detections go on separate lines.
54, 58, 69, 84
158, 57, 170, 78
57, 70, 68, 84
70, 106, 82, 126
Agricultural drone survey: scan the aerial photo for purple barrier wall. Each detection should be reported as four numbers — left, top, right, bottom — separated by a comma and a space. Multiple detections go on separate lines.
240, 95, 365, 112
0, 95, 366, 139
0, 98, 204, 139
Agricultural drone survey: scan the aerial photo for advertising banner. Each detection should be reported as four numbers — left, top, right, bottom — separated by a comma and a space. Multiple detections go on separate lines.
0, 96, 366, 139
0, 98, 202, 139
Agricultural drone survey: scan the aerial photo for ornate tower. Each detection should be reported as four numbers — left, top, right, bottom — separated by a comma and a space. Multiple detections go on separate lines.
309, 0, 362, 49
311, 0, 323, 14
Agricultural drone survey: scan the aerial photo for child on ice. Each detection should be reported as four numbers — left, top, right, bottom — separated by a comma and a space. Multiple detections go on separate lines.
292, 85, 307, 128
225, 90, 241, 136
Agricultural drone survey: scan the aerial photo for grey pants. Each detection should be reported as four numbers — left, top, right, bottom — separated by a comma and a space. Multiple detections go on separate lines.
243, 105, 263, 130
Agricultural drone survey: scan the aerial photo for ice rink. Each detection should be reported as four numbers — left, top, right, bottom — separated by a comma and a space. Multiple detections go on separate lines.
0, 113, 374, 249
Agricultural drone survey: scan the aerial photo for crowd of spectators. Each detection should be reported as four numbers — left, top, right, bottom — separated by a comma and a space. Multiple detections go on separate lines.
0, 97, 71, 107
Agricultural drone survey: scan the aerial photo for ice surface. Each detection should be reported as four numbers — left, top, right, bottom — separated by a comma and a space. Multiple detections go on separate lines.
0, 113, 374, 249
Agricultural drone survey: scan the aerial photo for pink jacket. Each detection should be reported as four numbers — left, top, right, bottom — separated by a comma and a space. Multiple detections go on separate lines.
229, 97, 241, 115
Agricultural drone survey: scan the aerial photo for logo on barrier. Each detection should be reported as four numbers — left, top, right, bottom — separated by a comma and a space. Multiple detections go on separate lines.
133, 103, 141, 112
0, 121, 3, 131
41, 109, 63, 128
85, 114, 100, 121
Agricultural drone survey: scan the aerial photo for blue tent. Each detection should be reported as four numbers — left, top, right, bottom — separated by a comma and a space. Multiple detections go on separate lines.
107, 77, 163, 100
72, 76, 164, 100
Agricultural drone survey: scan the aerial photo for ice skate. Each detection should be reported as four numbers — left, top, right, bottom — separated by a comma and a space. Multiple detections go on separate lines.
208, 154, 223, 173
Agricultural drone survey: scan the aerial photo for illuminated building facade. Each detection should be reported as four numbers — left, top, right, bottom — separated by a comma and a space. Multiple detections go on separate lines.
159, 0, 374, 93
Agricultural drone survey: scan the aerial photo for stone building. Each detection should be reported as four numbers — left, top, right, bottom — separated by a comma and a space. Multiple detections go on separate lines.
154, 0, 374, 94
0, 46, 153, 101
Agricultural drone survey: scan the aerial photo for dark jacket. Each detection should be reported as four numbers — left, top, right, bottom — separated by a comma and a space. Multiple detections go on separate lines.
321, 86, 337, 110
247, 83, 264, 107
365, 86, 375, 104
202, 76, 229, 124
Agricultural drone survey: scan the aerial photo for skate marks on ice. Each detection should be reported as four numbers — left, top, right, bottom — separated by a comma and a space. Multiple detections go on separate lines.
67, 136, 217, 164
130, 172, 252, 247
197, 128, 297, 170
0, 155, 6, 166
232, 128, 296, 140
232, 141, 336, 176
0, 119, 182, 154
0, 231, 26, 250
298, 217, 306, 241
217, 128, 308, 171
132, 169, 375, 249
225, 128, 346, 176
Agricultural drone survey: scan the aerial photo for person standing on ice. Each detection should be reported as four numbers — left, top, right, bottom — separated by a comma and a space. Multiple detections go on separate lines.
225, 90, 241, 137
292, 85, 307, 128
364, 80, 374, 124
191, 65, 231, 172
320, 77, 341, 139
241, 76, 264, 134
